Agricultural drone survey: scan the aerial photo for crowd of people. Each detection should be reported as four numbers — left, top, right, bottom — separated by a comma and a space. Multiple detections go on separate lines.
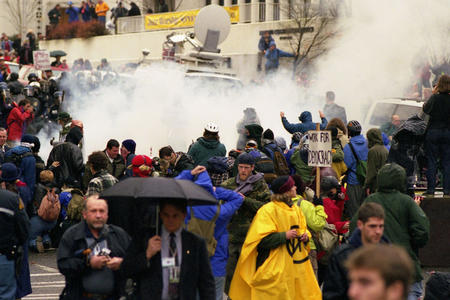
0, 31, 41, 67
0, 63, 449, 300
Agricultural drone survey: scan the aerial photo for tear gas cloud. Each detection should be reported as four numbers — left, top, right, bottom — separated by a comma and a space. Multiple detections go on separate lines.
312, 0, 450, 119
38, 0, 450, 160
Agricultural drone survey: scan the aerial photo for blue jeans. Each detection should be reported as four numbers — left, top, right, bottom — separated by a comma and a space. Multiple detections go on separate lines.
425, 129, 450, 194
29, 216, 56, 247
215, 276, 225, 300
98, 16, 106, 24
0, 254, 16, 300
407, 281, 423, 300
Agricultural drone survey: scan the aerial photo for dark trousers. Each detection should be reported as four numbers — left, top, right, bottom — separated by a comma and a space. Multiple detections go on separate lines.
425, 129, 450, 194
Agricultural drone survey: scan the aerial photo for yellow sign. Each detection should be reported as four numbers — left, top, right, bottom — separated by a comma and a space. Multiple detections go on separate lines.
144, 6, 239, 30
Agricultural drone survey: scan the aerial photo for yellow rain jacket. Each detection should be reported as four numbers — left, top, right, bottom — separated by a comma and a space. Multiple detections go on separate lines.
229, 200, 322, 300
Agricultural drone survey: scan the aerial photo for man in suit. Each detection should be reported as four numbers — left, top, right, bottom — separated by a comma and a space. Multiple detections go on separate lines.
122, 200, 215, 300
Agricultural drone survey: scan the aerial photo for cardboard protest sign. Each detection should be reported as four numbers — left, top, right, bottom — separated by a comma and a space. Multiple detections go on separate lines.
308, 130, 332, 167
33, 51, 51, 70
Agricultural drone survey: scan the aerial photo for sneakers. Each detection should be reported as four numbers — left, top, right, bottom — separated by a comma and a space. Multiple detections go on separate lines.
35, 236, 44, 253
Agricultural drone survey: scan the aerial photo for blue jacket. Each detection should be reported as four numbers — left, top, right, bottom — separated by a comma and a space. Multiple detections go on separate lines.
261, 142, 282, 160
285, 148, 296, 175
66, 7, 80, 23
5, 146, 36, 199
176, 171, 243, 277
343, 135, 368, 185
265, 48, 295, 69
282, 111, 328, 134
258, 36, 274, 51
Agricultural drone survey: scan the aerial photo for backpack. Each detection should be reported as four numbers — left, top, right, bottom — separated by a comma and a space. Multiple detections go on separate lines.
348, 142, 367, 184
187, 205, 221, 257
5, 150, 33, 167
38, 192, 61, 222
311, 223, 339, 253
273, 151, 290, 176
66, 188, 85, 221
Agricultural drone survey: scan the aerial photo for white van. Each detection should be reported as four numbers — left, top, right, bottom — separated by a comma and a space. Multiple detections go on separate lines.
364, 97, 425, 130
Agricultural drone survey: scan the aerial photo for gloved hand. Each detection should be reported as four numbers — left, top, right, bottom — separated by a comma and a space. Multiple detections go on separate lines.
312, 195, 323, 206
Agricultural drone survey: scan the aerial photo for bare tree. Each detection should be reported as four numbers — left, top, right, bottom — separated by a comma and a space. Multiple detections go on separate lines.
5, 0, 40, 36
284, 0, 340, 74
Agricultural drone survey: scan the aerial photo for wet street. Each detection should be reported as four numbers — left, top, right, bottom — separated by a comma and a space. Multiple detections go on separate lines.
25, 249, 64, 300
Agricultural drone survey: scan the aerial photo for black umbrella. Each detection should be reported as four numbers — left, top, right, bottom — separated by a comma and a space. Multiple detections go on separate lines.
101, 177, 217, 205
101, 177, 218, 238
50, 50, 67, 57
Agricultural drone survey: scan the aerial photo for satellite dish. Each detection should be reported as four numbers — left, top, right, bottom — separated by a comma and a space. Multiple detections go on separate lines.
194, 4, 231, 49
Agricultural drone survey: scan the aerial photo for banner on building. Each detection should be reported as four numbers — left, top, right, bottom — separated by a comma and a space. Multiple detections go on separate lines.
308, 130, 332, 167
32, 51, 51, 70
144, 6, 239, 30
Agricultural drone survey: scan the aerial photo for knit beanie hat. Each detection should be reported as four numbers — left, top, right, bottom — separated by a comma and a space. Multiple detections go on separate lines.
271, 175, 294, 194
237, 152, 255, 165
263, 128, 274, 140
131, 155, 152, 177
122, 139, 136, 154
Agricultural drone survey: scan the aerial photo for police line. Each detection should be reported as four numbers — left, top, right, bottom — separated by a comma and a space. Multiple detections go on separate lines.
144, 6, 239, 30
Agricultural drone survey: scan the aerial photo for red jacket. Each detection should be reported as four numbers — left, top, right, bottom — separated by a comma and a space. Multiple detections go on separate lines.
322, 186, 349, 234
6, 104, 33, 141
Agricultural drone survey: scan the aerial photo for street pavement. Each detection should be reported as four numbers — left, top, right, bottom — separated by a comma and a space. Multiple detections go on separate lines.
25, 249, 64, 300
23, 247, 449, 299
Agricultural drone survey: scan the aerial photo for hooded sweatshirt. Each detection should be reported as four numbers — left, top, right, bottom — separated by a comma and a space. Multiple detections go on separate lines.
178, 171, 244, 277
343, 134, 368, 185
365, 128, 388, 192
350, 163, 430, 282
187, 137, 226, 167
281, 111, 328, 134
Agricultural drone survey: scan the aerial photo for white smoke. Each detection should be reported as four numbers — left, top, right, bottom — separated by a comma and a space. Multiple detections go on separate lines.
311, 0, 450, 122
37, 0, 450, 161
49, 63, 318, 159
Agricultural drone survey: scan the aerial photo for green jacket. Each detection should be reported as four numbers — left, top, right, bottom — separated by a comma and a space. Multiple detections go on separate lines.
221, 175, 271, 244
365, 128, 389, 192
295, 195, 327, 250
351, 163, 430, 282
290, 149, 314, 184
331, 139, 344, 162
187, 137, 226, 167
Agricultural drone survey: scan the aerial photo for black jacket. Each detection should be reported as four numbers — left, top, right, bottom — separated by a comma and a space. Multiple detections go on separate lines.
169, 152, 194, 177
423, 93, 450, 130
0, 189, 29, 250
122, 229, 215, 300
57, 221, 131, 300
322, 229, 390, 300
47, 142, 84, 188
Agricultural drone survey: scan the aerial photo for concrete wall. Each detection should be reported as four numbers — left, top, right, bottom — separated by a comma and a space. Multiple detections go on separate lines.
39, 20, 300, 79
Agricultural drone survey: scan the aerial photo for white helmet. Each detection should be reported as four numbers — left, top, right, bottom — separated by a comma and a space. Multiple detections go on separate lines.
205, 122, 219, 133
29, 81, 41, 89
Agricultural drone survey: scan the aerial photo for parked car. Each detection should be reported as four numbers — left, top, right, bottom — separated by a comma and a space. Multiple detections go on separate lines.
5, 61, 20, 74
18, 65, 67, 85
364, 97, 425, 130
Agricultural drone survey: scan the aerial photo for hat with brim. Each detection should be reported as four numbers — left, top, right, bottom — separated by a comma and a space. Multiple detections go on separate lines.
0, 163, 22, 182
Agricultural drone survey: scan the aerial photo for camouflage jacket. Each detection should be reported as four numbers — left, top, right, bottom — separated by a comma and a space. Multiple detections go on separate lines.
86, 170, 118, 196
221, 175, 271, 244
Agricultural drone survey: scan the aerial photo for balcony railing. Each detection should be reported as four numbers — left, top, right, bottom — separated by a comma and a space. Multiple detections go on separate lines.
115, 0, 350, 34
